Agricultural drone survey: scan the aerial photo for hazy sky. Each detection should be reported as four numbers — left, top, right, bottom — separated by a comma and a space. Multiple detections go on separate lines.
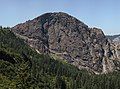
0, 0, 120, 35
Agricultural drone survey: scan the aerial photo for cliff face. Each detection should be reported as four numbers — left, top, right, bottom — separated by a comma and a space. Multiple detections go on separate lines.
12, 12, 120, 74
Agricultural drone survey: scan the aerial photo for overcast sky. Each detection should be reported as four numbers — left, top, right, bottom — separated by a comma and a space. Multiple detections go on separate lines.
0, 0, 120, 35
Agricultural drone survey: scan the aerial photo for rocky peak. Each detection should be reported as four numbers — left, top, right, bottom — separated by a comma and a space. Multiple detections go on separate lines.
12, 12, 120, 74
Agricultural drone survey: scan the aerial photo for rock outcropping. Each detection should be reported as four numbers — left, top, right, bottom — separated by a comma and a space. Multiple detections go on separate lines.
12, 12, 120, 74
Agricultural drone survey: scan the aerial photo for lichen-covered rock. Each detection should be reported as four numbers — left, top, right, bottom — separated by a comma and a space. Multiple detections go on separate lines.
12, 12, 120, 74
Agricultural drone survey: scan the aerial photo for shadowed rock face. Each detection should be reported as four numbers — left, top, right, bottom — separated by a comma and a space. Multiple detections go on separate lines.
12, 12, 120, 74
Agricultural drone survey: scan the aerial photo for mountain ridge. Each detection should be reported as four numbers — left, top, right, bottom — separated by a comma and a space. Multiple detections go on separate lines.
0, 12, 120, 89
12, 12, 120, 74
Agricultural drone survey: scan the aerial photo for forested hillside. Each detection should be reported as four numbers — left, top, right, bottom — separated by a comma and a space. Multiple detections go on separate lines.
0, 28, 120, 89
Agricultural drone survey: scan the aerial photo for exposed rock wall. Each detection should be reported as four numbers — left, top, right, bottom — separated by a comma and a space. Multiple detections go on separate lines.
12, 12, 120, 74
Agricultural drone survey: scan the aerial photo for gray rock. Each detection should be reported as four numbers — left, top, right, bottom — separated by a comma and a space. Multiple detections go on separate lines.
12, 12, 120, 74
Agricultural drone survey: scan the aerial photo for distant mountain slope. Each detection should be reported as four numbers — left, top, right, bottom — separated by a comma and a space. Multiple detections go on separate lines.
106, 34, 120, 40
12, 12, 120, 74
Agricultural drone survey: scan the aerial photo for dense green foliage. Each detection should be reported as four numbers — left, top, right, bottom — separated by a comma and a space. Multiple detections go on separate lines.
0, 28, 120, 89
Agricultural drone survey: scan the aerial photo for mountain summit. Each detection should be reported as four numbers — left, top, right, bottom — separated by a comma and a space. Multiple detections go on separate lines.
12, 12, 120, 74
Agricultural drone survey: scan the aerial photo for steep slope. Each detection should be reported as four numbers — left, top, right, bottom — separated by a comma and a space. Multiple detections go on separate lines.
12, 12, 120, 74
109, 35, 120, 63
0, 27, 88, 89
1, 25, 120, 88
106, 34, 120, 67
